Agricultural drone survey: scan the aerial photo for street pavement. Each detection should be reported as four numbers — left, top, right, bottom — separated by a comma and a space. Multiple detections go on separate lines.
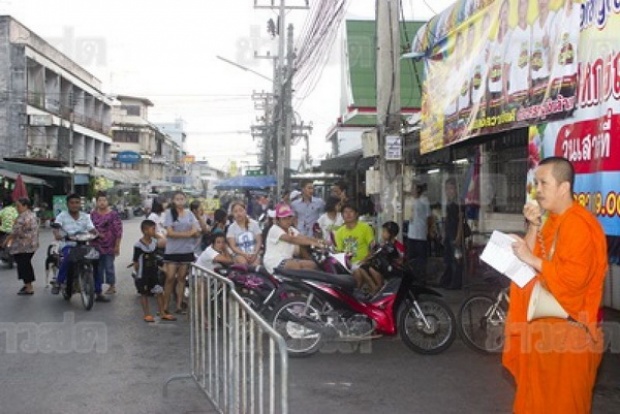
0, 218, 618, 413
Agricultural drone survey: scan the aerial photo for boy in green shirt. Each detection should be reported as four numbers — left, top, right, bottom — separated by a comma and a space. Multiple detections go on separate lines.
334, 204, 375, 292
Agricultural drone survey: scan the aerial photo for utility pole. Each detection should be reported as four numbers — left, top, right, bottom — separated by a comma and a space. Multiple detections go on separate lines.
283, 23, 294, 190
69, 94, 76, 193
376, 0, 403, 233
254, 0, 309, 196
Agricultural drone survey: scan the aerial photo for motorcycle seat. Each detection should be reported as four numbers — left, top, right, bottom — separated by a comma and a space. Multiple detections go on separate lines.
276, 268, 356, 291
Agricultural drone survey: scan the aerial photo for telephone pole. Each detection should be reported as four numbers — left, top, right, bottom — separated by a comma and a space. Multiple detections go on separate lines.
254, 0, 309, 196
376, 0, 403, 232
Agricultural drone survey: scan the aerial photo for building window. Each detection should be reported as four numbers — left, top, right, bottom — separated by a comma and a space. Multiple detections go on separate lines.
113, 131, 139, 143
484, 129, 528, 214
121, 105, 141, 116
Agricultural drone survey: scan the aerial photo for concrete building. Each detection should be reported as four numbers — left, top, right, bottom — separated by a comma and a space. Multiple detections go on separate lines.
187, 159, 227, 195
110, 95, 186, 187
0, 15, 112, 195
154, 119, 187, 184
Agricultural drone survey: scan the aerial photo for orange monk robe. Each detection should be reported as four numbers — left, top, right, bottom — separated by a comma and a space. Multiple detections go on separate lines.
503, 202, 607, 414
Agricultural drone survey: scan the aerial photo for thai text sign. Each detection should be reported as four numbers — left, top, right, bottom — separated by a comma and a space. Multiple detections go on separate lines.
526, 0, 620, 236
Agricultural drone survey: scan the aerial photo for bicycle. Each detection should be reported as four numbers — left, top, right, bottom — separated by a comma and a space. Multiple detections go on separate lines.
458, 274, 510, 354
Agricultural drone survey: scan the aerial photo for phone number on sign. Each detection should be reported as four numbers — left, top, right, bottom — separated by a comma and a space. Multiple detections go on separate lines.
574, 192, 620, 217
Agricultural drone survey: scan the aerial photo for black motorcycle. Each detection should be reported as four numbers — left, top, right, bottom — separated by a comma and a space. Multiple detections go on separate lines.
52, 224, 99, 310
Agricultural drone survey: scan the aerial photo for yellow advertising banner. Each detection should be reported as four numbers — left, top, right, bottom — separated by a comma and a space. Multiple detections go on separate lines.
418, 0, 578, 154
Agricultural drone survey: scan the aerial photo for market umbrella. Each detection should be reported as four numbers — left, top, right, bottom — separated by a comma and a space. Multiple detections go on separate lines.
214, 175, 277, 190
11, 174, 28, 202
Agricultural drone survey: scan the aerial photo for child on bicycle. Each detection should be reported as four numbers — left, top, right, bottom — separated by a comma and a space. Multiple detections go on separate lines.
133, 219, 174, 322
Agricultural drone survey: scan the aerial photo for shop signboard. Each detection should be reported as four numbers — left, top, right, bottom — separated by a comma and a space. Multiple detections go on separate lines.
415, 0, 579, 154
414, 0, 620, 238
117, 151, 141, 164
528, 0, 620, 237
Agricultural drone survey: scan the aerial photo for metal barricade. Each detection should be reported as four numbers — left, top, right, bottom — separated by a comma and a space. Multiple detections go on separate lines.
163, 264, 288, 413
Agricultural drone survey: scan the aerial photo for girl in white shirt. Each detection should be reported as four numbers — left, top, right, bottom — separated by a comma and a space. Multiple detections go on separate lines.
196, 233, 234, 271
147, 198, 168, 237
316, 197, 343, 244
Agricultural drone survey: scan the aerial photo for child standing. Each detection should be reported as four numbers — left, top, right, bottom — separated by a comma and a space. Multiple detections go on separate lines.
133, 220, 175, 322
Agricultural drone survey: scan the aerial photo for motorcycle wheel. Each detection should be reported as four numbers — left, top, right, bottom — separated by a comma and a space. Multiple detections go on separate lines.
271, 296, 325, 357
78, 263, 95, 311
398, 296, 456, 355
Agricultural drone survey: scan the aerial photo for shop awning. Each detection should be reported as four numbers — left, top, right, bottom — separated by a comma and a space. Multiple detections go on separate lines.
215, 175, 276, 190
0, 168, 51, 186
0, 160, 72, 178
320, 150, 376, 173
90, 167, 145, 184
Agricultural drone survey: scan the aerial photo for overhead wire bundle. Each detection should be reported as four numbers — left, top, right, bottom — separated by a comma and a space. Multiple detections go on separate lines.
292, 0, 350, 105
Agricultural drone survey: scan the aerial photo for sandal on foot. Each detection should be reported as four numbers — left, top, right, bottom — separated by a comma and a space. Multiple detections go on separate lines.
161, 314, 177, 321
143, 315, 155, 323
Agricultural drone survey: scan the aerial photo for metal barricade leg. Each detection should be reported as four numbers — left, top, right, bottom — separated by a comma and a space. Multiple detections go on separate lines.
163, 264, 289, 414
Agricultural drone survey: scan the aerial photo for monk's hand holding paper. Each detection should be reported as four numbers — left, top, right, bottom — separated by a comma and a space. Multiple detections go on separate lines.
510, 234, 542, 271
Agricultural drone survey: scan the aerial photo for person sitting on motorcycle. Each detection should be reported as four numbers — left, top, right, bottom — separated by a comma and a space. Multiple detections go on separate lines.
51, 193, 109, 303
263, 203, 325, 274
334, 203, 376, 293
196, 233, 234, 271
360, 221, 405, 292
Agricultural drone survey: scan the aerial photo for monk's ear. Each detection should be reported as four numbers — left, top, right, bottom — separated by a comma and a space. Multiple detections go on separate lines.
559, 180, 571, 197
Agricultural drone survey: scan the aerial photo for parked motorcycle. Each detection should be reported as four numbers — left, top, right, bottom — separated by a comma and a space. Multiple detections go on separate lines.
133, 206, 145, 217
112, 205, 129, 220
214, 264, 290, 319
270, 246, 457, 357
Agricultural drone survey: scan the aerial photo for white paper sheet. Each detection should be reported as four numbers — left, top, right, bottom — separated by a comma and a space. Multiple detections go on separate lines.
480, 230, 536, 288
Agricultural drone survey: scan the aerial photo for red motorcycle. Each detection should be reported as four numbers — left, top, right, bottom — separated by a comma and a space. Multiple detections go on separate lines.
270, 245, 457, 357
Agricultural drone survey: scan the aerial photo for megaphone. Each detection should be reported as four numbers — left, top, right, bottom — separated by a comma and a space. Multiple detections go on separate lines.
527, 281, 569, 322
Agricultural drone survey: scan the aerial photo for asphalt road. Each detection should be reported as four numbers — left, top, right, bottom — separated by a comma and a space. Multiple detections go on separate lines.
0, 217, 618, 413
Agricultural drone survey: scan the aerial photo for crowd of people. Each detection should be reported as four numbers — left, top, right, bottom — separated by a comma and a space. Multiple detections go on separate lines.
0, 155, 609, 412
0, 177, 449, 312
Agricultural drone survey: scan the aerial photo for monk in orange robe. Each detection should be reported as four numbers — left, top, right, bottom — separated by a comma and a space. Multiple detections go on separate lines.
506, 157, 607, 414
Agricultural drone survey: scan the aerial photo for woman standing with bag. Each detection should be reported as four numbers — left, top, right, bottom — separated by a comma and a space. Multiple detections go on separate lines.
6, 198, 39, 295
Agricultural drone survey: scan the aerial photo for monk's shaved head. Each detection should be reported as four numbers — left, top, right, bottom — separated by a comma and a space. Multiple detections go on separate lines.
538, 156, 574, 192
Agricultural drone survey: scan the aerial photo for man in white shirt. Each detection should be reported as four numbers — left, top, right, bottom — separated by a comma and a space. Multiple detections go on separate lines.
406, 183, 432, 281
548, 0, 578, 103
530, 0, 556, 105
486, 0, 510, 117
506, 0, 532, 111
